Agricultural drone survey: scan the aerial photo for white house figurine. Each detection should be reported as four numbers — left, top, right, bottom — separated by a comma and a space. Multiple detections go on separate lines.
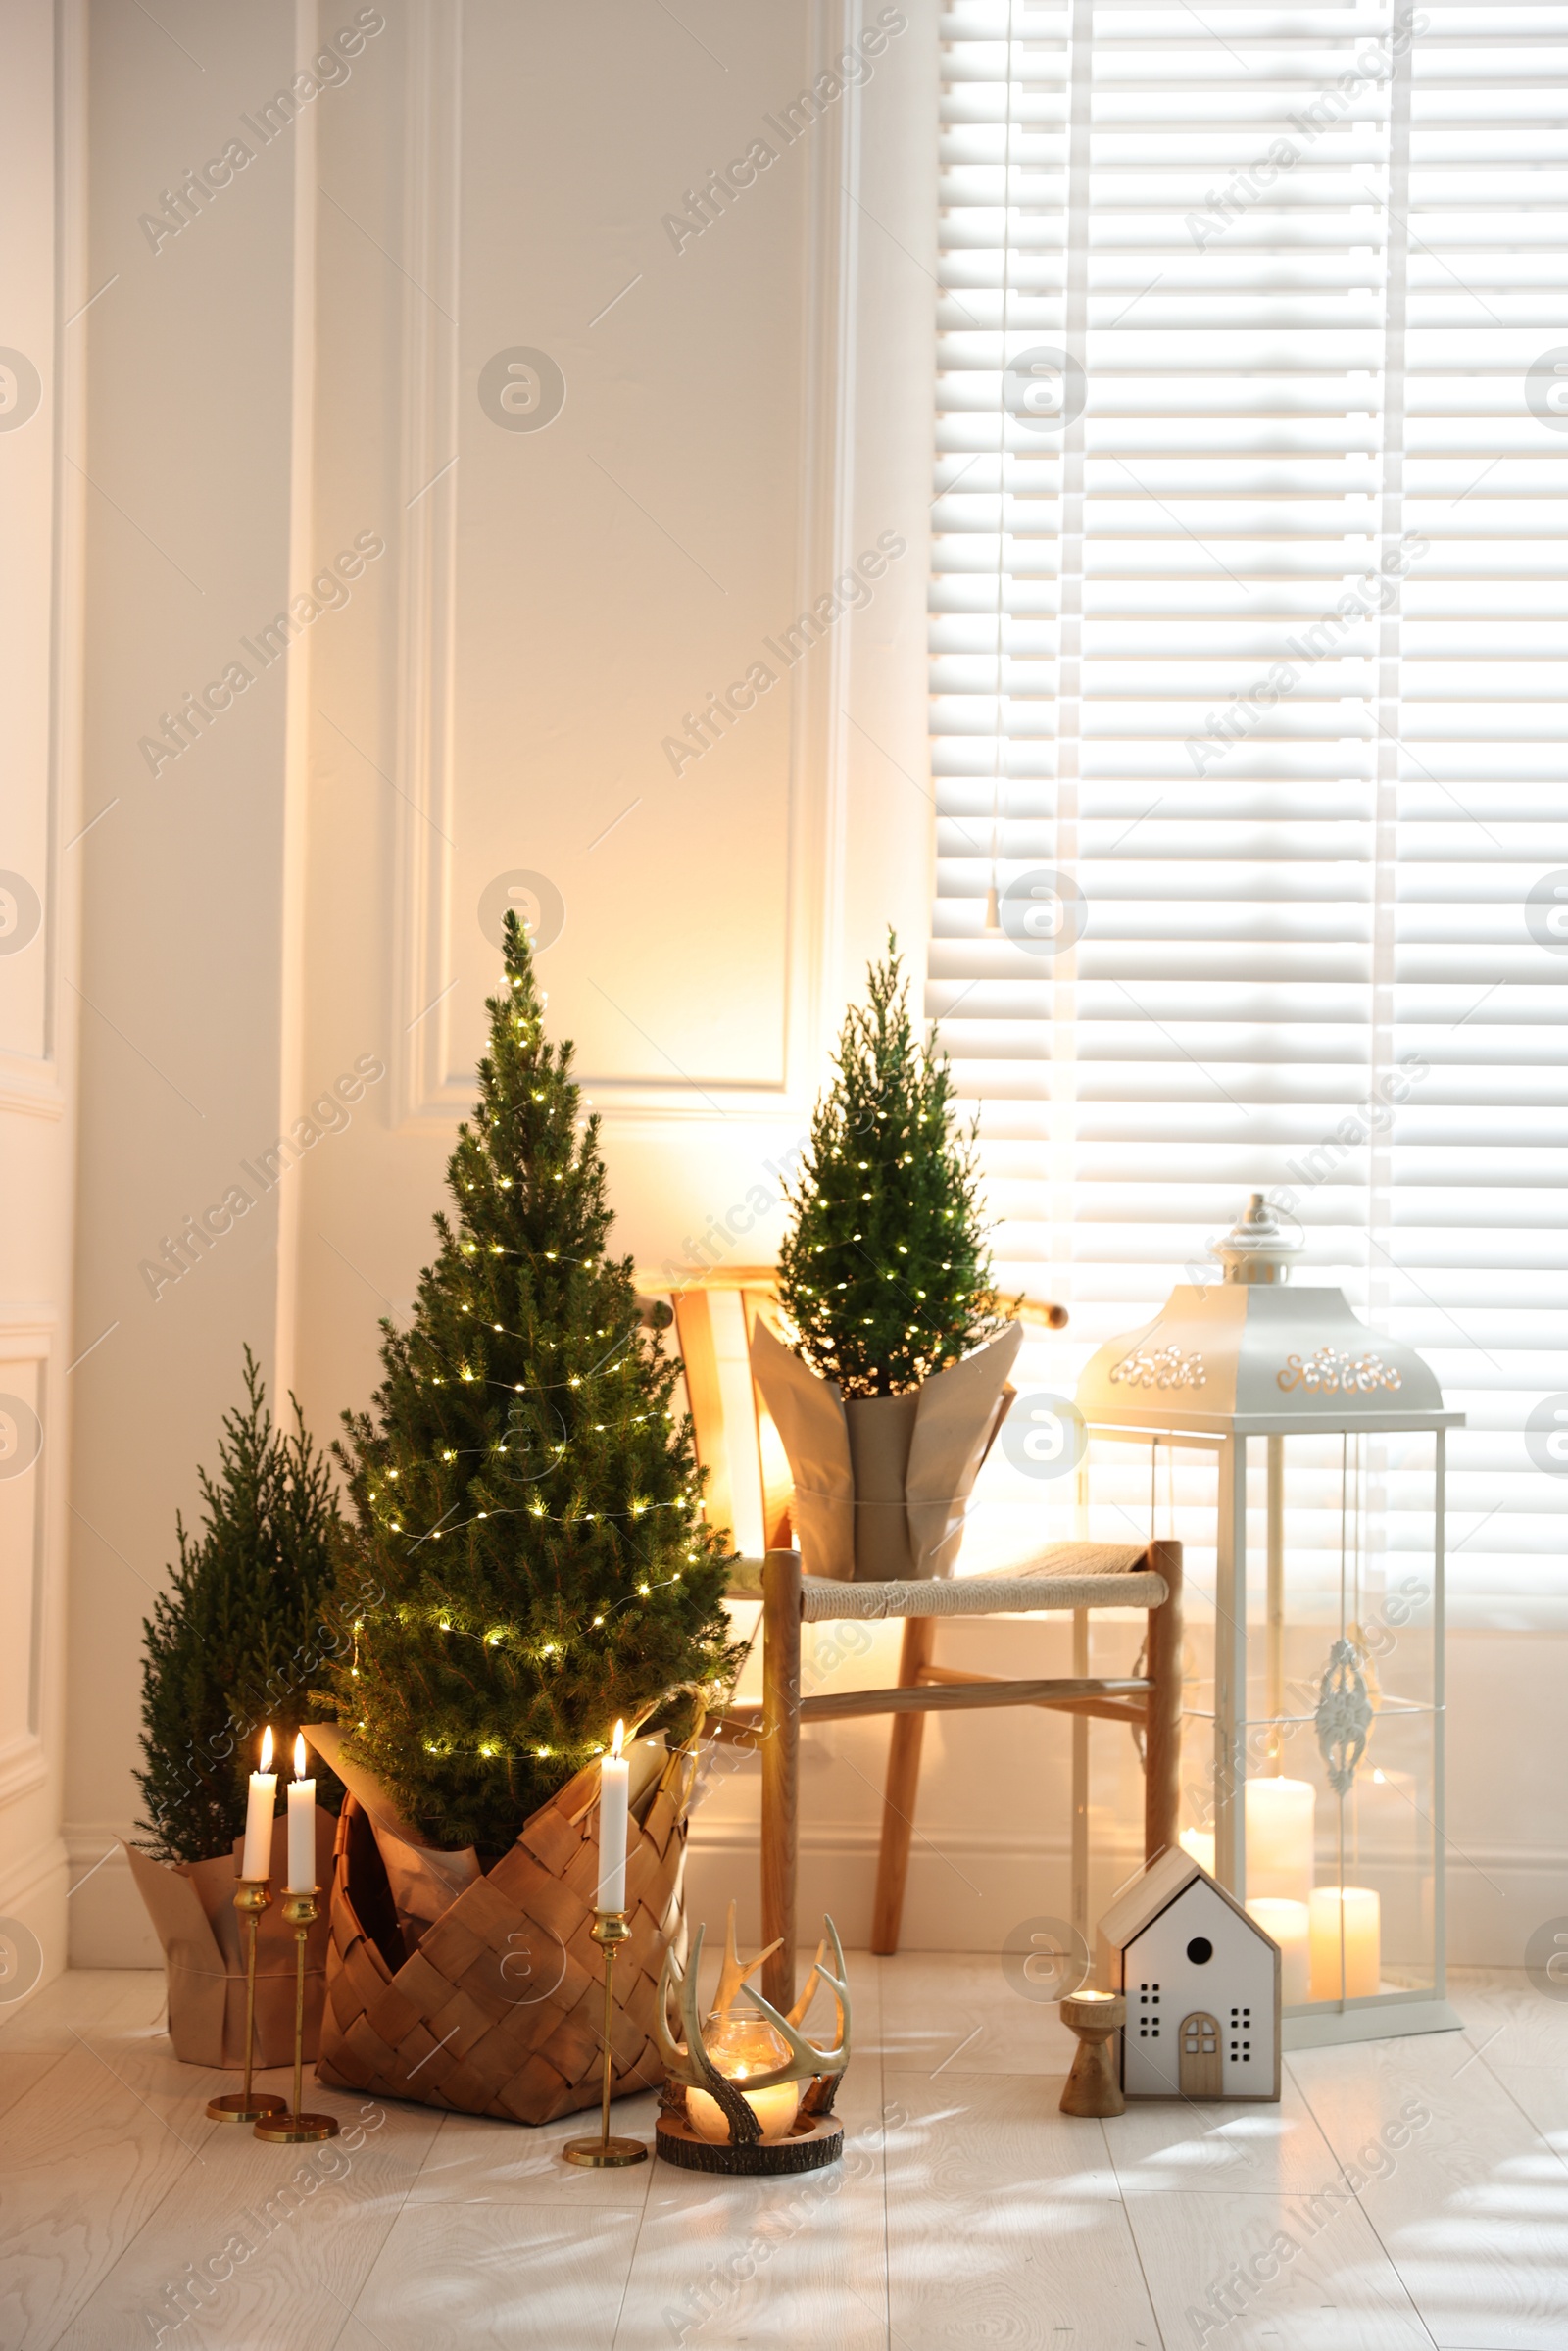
1097, 1847, 1281, 2101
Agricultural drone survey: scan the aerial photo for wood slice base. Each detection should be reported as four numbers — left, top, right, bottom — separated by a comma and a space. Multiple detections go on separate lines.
655, 2111, 844, 2176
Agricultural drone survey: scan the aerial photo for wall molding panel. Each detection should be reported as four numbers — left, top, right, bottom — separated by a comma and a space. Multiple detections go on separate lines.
388, 0, 865, 1138
389, 0, 464, 1134
0, 0, 85, 1990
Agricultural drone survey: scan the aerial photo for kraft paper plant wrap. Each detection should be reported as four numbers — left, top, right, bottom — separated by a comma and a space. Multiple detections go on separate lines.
302, 1722, 669, 1956
749, 1319, 1022, 1581
303, 1723, 482, 1949
123, 1808, 336, 2070
312, 1728, 693, 2124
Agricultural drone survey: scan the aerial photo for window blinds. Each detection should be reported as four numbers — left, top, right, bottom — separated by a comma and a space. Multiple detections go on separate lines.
930, 1, 1568, 1616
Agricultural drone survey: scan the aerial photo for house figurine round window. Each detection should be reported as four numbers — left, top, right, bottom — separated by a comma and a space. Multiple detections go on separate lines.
1076, 1195, 1462, 2051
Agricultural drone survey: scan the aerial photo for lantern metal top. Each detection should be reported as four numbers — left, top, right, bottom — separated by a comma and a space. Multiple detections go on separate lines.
1076, 1196, 1462, 1437
1212, 1192, 1298, 1285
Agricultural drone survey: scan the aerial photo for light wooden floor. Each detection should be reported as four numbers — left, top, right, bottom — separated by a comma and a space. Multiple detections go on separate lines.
2, 1958, 1564, 2349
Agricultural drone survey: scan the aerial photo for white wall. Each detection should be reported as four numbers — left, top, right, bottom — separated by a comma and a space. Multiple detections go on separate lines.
65, 0, 307, 1961
64, 0, 942, 1961
0, 0, 86, 1998
55, 0, 1565, 1972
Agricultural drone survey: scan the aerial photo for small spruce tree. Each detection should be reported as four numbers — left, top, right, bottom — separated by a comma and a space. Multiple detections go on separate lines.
319, 913, 740, 1859
136, 1351, 347, 1865
777, 935, 1006, 1397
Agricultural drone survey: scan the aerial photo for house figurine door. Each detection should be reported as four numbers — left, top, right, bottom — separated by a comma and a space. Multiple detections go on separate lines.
1178, 2011, 1222, 2096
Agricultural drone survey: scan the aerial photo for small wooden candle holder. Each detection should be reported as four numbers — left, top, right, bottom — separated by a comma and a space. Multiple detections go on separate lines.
1059, 1989, 1126, 2118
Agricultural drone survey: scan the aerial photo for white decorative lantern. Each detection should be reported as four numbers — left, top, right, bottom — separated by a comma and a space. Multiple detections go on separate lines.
1076, 1196, 1461, 2048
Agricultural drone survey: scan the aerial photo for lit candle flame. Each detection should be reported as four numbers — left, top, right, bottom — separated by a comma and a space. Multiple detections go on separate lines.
259, 1725, 273, 1773
293, 1732, 308, 1780
612, 1719, 624, 1761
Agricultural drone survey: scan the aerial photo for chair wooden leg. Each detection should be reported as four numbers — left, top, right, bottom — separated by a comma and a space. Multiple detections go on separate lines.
760, 1549, 802, 2012
1144, 1539, 1184, 1863
870, 1617, 935, 1956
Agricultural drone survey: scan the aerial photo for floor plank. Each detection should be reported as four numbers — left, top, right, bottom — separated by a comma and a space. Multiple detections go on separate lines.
616, 2055, 890, 2348
1480, 2057, 1568, 2145
0, 2048, 66, 2122
0, 2037, 210, 2351
889, 2180, 1163, 2348
1447, 1971, 1568, 2072
1124, 2183, 1434, 2349
54, 2079, 444, 2351
0, 1968, 166, 2054
876, 1947, 1079, 2077
1103, 2069, 1350, 2201
351, 2199, 643, 2351
883, 2063, 1123, 2201
406, 2089, 662, 2210
1291, 2028, 1568, 2350
622, 2159, 890, 2351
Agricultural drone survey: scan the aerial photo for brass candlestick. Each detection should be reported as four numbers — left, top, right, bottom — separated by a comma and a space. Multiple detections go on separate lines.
255, 1888, 339, 2144
1059, 1989, 1126, 2118
206, 1878, 286, 2125
564, 1911, 647, 2168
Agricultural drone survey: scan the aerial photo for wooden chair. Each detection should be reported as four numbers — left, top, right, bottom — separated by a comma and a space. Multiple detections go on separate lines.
635, 1268, 1185, 2011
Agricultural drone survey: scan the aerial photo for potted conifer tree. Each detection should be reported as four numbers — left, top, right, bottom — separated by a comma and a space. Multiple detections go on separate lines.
128, 1353, 349, 2067
309, 912, 740, 2125
752, 938, 1022, 1580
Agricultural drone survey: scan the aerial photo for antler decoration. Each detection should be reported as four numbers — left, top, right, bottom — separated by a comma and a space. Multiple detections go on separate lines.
655, 1903, 852, 2143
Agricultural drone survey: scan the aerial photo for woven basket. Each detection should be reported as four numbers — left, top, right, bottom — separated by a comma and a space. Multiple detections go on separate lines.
317, 1750, 691, 2125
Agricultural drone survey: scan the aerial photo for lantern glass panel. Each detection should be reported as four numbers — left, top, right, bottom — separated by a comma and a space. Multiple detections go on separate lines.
1078, 1422, 1446, 2032
1239, 1431, 1441, 2010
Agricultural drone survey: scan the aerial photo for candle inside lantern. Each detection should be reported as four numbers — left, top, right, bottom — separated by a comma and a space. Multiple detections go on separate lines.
686, 2009, 802, 2145
285, 1733, 315, 1892
597, 1719, 629, 1913
1180, 1826, 1215, 1876
1247, 1896, 1311, 2006
1245, 1777, 1316, 1908
240, 1725, 277, 1880
1308, 1886, 1381, 2001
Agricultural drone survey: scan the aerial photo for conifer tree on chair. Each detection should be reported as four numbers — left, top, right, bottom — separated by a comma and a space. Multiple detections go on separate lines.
776, 932, 1008, 1399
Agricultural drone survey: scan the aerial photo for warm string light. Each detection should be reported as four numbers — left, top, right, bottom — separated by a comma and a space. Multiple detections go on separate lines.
414, 1714, 703, 1763
406, 1326, 643, 1394
374, 1497, 693, 1542
369, 1454, 694, 1506
366, 1404, 667, 1490
363, 1567, 694, 1670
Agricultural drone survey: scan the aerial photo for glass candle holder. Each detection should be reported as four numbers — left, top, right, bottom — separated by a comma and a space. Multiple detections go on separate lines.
686, 2008, 802, 2145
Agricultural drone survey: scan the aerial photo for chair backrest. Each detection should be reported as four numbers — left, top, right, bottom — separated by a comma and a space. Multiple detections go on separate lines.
634, 1266, 1069, 1562
635, 1267, 791, 1558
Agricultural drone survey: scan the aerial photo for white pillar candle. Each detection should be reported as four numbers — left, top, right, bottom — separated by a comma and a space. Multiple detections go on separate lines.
1247, 1897, 1311, 2006
686, 2012, 802, 2145
239, 1725, 277, 1880
1180, 1827, 1215, 1876
597, 1720, 629, 1913
1245, 1777, 1316, 1907
1308, 1886, 1381, 2002
285, 1733, 316, 1892
688, 2077, 801, 2146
